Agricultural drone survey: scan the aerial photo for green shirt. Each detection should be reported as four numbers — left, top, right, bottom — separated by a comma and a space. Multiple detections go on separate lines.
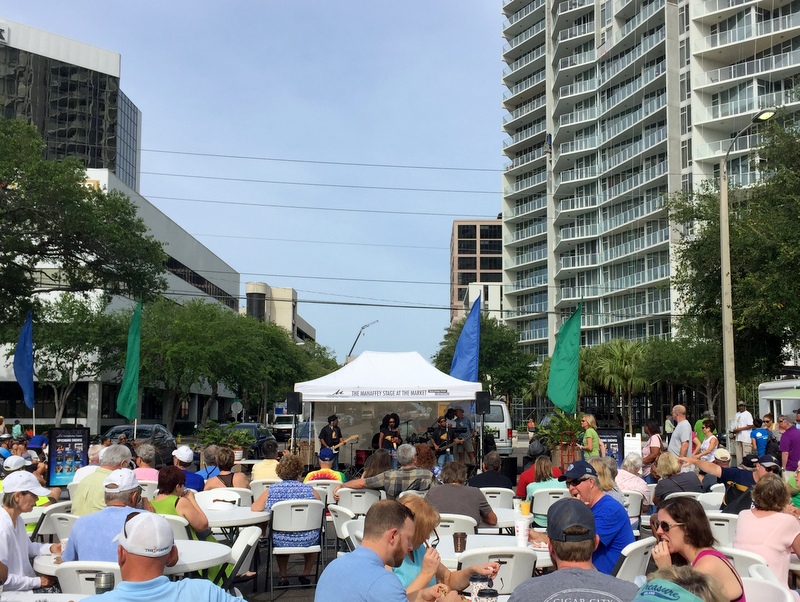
584, 427, 600, 457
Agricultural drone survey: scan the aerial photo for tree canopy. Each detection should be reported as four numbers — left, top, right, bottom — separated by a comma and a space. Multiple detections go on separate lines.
0, 117, 167, 324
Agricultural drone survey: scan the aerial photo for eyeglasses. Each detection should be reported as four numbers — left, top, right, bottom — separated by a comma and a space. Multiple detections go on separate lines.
566, 478, 589, 487
653, 519, 684, 533
428, 530, 439, 549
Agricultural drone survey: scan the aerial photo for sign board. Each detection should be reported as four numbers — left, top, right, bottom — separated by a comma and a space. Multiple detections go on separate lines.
47, 427, 90, 488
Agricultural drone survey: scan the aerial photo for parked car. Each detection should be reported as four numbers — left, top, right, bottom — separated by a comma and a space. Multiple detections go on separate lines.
271, 415, 296, 442
231, 423, 276, 459
103, 424, 176, 468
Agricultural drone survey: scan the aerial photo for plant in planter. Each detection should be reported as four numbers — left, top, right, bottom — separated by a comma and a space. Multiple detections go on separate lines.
195, 420, 256, 452
532, 410, 584, 469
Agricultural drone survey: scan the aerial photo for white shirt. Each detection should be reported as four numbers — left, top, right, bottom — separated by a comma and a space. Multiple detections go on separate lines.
735, 410, 754, 443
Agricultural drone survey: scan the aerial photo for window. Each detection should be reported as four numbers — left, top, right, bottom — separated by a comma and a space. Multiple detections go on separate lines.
458, 257, 477, 270
480, 239, 502, 254
480, 257, 502, 270
458, 272, 477, 285
458, 225, 477, 239
480, 224, 502, 239
458, 240, 476, 254
481, 272, 503, 282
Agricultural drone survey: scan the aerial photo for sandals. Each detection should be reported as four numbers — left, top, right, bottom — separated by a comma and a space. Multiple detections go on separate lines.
277, 578, 289, 587
298, 576, 311, 586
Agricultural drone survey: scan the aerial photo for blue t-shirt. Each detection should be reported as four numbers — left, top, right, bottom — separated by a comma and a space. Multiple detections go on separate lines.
317, 545, 408, 602
751, 428, 769, 455
182, 469, 205, 491
393, 544, 435, 589
63, 506, 145, 562
0, 448, 10, 459
85, 575, 239, 602
196, 465, 220, 481
592, 494, 635, 574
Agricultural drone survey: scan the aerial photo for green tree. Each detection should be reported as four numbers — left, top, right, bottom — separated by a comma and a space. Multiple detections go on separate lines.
595, 338, 648, 433
432, 315, 536, 401
0, 117, 167, 323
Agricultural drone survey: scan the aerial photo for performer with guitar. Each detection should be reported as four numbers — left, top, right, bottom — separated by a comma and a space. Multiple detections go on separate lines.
379, 413, 403, 468
319, 415, 349, 470
431, 415, 455, 467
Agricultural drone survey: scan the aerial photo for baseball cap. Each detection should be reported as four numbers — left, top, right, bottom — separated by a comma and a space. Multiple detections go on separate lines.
756, 454, 779, 468
632, 579, 704, 602
104, 468, 140, 493
114, 512, 174, 558
3, 456, 31, 471
713, 448, 731, 462
453, 405, 464, 411
327, 415, 338, 423
3, 471, 50, 497
0, 434, 12, 440
319, 448, 334, 461
738, 401, 746, 407
558, 460, 597, 481
741, 453, 759, 468
547, 497, 596, 542
172, 445, 193, 463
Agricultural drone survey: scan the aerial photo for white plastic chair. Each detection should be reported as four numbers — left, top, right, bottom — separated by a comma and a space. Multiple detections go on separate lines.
216, 526, 261, 594
250, 478, 280, 500
749, 563, 786, 586
195, 488, 241, 510
228, 487, 253, 506
161, 514, 191, 540
457, 547, 537, 594
30, 500, 72, 542
663, 491, 701, 501
479, 487, 515, 510
716, 546, 768, 575
267, 499, 325, 598
328, 504, 356, 552
437, 513, 478, 536
611, 536, 657, 582
530, 488, 570, 525
341, 517, 365, 551
55, 561, 122, 594
620, 490, 644, 530
138, 480, 158, 499
698, 491, 724, 512
66, 481, 80, 500
742, 577, 793, 602
397, 490, 427, 500
710, 482, 726, 493
336, 488, 381, 516
50, 513, 78, 541
705, 512, 739, 547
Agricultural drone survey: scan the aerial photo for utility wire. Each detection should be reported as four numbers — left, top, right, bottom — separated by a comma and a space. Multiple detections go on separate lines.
193, 233, 446, 250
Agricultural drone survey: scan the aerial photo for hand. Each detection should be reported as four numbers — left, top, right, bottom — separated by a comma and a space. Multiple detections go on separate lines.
49, 542, 62, 555
528, 530, 548, 544
471, 561, 500, 580
40, 574, 57, 588
419, 584, 455, 601
421, 545, 440, 575
651, 540, 673, 568
332, 486, 341, 502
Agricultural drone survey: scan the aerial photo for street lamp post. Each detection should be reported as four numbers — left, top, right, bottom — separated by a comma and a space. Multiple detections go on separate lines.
721, 108, 776, 431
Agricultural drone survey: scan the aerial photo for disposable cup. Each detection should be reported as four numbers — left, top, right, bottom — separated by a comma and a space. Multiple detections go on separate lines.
519, 500, 531, 515
515, 518, 529, 547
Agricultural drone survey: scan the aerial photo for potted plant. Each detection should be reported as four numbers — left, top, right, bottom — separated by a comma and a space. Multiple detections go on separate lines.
196, 421, 256, 461
531, 410, 584, 470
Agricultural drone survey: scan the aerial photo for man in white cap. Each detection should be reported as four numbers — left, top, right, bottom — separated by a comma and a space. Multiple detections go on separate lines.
172, 445, 204, 491
72, 445, 132, 516
84, 512, 239, 602
63, 469, 152, 562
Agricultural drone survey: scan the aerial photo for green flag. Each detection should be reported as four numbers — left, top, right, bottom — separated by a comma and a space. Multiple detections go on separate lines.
116, 300, 142, 420
547, 302, 582, 413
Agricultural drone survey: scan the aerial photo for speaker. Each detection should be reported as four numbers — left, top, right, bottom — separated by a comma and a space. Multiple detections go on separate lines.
286, 392, 302, 415
475, 391, 490, 415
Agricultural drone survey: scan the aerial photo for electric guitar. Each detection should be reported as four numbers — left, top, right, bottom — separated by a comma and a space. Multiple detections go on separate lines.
430, 439, 461, 456
330, 435, 358, 452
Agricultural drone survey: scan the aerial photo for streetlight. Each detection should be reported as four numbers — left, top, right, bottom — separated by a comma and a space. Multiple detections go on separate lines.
721, 108, 776, 431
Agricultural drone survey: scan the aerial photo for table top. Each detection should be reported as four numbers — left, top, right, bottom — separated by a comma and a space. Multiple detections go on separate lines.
204, 506, 270, 528
33, 540, 232, 576
3, 594, 88, 602
492, 508, 533, 529
436, 533, 552, 570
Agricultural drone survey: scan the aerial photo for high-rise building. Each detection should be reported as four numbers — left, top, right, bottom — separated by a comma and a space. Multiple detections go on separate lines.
0, 19, 140, 191
501, 0, 799, 357
450, 219, 504, 323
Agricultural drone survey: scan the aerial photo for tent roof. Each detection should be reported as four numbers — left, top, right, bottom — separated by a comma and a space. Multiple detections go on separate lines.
294, 350, 483, 402
764, 388, 800, 399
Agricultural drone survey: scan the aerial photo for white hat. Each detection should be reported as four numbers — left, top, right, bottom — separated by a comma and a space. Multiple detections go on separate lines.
113, 512, 174, 558
98, 446, 108, 461
172, 445, 193, 463
3, 456, 31, 471
104, 468, 140, 493
3, 471, 50, 497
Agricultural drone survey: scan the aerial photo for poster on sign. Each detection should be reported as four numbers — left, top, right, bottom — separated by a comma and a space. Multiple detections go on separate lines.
47, 428, 89, 487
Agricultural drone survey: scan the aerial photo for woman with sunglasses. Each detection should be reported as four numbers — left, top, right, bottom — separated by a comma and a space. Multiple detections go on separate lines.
393, 495, 498, 595
652, 497, 745, 602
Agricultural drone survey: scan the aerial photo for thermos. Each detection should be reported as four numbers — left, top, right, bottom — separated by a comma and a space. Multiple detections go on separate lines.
94, 572, 115, 594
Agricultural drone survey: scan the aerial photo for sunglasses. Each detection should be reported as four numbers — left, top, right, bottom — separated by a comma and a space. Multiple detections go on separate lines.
653, 519, 684, 533
566, 478, 589, 487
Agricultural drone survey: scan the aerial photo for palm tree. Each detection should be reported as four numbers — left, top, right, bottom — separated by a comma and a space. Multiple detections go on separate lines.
596, 338, 648, 433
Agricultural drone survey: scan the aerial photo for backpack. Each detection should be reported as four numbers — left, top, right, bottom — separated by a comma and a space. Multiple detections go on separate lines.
766, 433, 781, 458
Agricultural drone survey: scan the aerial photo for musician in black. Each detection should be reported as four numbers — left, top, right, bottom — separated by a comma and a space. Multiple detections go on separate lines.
378, 413, 402, 468
319, 414, 346, 470
430, 415, 454, 467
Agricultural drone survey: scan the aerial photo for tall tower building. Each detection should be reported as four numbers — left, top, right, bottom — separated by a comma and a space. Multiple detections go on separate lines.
450, 219, 504, 323
501, 0, 799, 357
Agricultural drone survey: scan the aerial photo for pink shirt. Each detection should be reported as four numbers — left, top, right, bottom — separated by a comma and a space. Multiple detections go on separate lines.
734, 509, 800, 601
133, 467, 159, 482
616, 469, 651, 525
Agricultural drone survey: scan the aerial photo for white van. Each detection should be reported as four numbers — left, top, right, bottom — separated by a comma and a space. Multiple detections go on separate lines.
481, 400, 514, 456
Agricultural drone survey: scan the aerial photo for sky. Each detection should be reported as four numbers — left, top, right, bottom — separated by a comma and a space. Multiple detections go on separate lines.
3, 2, 507, 363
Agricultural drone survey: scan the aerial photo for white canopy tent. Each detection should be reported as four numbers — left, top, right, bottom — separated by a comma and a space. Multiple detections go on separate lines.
294, 350, 482, 403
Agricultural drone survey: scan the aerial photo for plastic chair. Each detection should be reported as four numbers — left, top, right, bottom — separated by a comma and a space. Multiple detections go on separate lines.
30, 500, 72, 542
216, 526, 261, 594
161, 514, 192, 540
336, 488, 381, 516
663, 491, 701, 501
303, 479, 341, 507
611, 536, 657, 582
530, 488, 570, 526
55, 561, 122, 594
457, 547, 537, 594
195, 488, 241, 510
138, 480, 158, 499
50, 513, 78, 541
327, 504, 356, 552
710, 482, 726, 493
620, 490, 644, 530
742, 577, 793, 602
250, 479, 280, 500
749, 563, 786, 586
716, 546, 768, 575
228, 487, 254, 507
267, 499, 325, 599
705, 512, 739, 547
397, 490, 427, 500
479, 487, 515, 510
698, 491, 724, 512
66, 481, 80, 500
341, 517, 365, 551
437, 513, 478, 536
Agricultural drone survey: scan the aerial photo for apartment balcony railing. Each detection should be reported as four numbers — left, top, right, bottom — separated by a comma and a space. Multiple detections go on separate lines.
704, 89, 794, 121
700, 12, 800, 51
600, 196, 665, 233
557, 285, 603, 303
600, 61, 665, 115
504, 68, 547, 100
506, 146, 547, 172
560, 136, 599, 155
610, 0, 665, 47
601, 227, 669, 262
519, 328, 548, 341
603, 161, 668, 202
558, 50, 596, 72
557, 223, 599, 243
503, 44, 547, 78
559, 166, 598, 184
504, 94, 547, 125
699, 49, 800, 88
556, 194, 601, 218
503, 0, 546, 29
607, 263, 670, 292
558, 20, 595, 42
503, 120, 546, 148
503, 19, 546, 54
506, 194, 547, 219
559, 78, 598, 100
696, 133, 760, 158
599, 93, 666, 144
559, 253, 600, 271
606, 298, 672, 325
504, 171, 547, 196
512, 247, 549, 266
599, 27, 665, 85
692, 0, 753, 18
557, 0, 592, 17
511, 302, 549, 317
559, 106, 598, 127
729, 170, 763, 187
507, 221, 548, 243
599, 127, 667, 175
512, 274, 549, 290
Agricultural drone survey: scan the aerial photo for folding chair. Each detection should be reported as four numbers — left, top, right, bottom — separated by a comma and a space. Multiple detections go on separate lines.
716, 546, 768, 575
697, 491, 724, 512
341, 517, 365, 552
216, 526, 261, 594
327, 504, 356, 554
336, 488, 381, 516
705, 512, 738, 547
250, 479, 280, 501
742, 577, 793, 602
162, 514, 192, 540
55, 561, 122, 594
479, 487, 515, 510
457, 547, 537, 594
50, 513, 78, 541
611, 537, 657, 582
195, 489, 241, 510
397, 490, 426, 500
267, 499, 325, 600
30, 500, 72, 542
530, 488, 570, 526
620, 490, 644, 535
228, 487, 254, 507
138, 480, 158, 499
663, 491, 701, 501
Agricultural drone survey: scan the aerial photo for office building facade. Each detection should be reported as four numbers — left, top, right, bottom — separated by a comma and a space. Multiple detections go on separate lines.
501, 0, 799, 357
450, 219, 504, 323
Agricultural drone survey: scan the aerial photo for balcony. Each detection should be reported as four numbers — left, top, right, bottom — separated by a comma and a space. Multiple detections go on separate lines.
503, 19, 547, 57
600, 196, 665, 234
559, 136, 599, 156
599, 61, 665, 116
691, 0, 755, 20
603, 160, 668, 203
558, 253, 600, 272
503, 68, 547, 102
558, 50, 596, 73
607, 263, 670, 292
503, 94, 547, 127
512, 301, 549, 317
599, 92, 666, 145
556, 195, 601, 221
558, 78, 599, 101
556, 285, 603, 303
599, 27, 665, 86
512, 273, 549, 291
506, 146, 547, 173
503, 171, 547, 198
505, 194, 547, 220
503, 119, 546, 151
609, 0, 665, 48
557, 20, 595, 43
556, 223, 599, 244
559, 165, 598, 185
519, 328, 549, 341
503, 0, 546, 32
601, 227, 669, 262
599, 127, 667, 176
512, 247, 549, 266
559, 106, 598, 128
696, 49, 800, 90
696, 132, 760, 160
701, 89, 795, 123
606, 297, 671, 325
503, 44, 547, 80
506, 220, 548, 244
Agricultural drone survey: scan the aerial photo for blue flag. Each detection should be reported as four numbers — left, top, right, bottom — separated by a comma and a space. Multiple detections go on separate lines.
13, 311, 35, 410
450, 294, 481, 381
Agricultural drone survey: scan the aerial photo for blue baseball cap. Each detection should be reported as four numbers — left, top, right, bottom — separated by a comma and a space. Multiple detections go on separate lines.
558, 460, 597, 481
319, 448, 334, 461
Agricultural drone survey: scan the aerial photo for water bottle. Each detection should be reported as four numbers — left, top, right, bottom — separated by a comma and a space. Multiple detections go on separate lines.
94, 572, 115, 594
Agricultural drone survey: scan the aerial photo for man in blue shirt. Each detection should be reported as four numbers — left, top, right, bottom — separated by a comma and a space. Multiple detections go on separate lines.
316, 500, 460, 602
452, 406, 476, 465
0, 435, 12, 459
171, 446, 204, 491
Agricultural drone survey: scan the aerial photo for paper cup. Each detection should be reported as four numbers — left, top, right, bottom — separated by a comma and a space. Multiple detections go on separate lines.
515, 518, 529, 547
512, 497, 522, 511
